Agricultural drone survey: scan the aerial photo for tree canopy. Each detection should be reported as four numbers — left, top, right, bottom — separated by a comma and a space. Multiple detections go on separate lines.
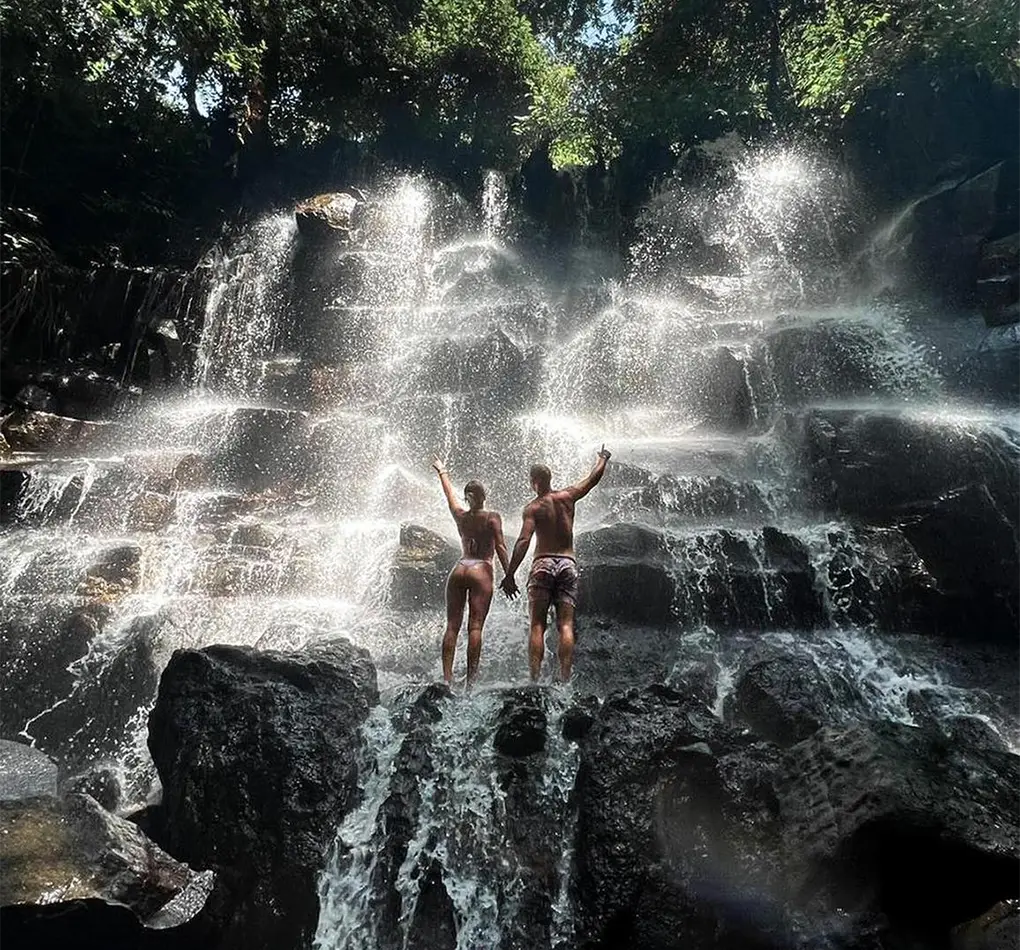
1, 0, 1016, 261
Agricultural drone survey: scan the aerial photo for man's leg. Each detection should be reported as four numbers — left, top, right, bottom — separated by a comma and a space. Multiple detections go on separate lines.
442, 570, 467, 686
528, 593, 550, 681
465, 568, 494, 688
555, 601, 575, 682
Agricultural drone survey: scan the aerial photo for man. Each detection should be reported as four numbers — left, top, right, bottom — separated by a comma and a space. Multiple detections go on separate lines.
501, 445, 611, 682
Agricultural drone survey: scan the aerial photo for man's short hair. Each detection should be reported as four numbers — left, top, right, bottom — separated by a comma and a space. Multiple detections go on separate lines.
530, 464, 552, 490
464, 480, 486, 507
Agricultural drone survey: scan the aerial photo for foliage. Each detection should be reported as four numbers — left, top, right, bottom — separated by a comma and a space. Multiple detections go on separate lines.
787, 0, 1019, 115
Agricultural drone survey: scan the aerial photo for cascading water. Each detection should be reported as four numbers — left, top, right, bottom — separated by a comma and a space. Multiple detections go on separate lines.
1, 148, 1017, 945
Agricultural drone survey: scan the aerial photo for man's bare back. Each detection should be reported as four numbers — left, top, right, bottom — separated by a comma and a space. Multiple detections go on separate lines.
526, 490, 578, 558
501, 446, 612, 681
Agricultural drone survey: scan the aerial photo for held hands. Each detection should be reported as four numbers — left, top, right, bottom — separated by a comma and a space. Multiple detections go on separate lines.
500, 576, 519, 600
597, 443, 612, 462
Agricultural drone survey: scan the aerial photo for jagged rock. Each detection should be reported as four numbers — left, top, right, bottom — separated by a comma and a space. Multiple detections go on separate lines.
0, 741, 57, 801
1, 408, 110, 453
0, 792, 213, 931
726, 646, 863, 746
147, 639, 378, 950
80, 544, 143, 599
574, 685, 786, 950
64, 765, 122, 813
14, 383, 54, 412
494, 688, 548, 757
951, 900, 1020, 950
390, 523, 459, 610
295, 192, 364, 242
777, 722, 1020, 933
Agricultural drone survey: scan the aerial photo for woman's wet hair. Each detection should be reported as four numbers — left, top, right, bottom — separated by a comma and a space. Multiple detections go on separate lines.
464, 480, 486, 509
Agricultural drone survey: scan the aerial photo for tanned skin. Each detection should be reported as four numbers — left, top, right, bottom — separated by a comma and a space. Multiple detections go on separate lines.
501, 446, 611, 681
433, 457, 511, 688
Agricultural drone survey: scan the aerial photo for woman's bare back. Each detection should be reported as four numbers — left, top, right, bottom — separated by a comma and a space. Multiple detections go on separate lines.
455, 509, 498, 560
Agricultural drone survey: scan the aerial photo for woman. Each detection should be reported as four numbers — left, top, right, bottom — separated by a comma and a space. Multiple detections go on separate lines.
432, 456, 513, 688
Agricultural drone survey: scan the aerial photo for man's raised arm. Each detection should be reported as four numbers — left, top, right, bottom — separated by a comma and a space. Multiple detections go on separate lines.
565, 445, 612, 501
501, 506, 536, 597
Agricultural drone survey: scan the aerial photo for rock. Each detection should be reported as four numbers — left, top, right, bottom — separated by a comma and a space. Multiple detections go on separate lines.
493, 688, 548, 757
80, 544, 143, 599
577, 523, 826, 631
295, 192, 364, 242
726, 646, 863, 746
901, 484, 1019, 642
777, 722, 1020, 933
0, 408, 110, 453
0, 792, 213, 930
951, 900, 1020, 950
0, 741, 57, 801
14, 383, 54, 412
0, 467, 28, 520
390, 523, 459, 610
147, 638, 378, 950
64, 765, 122, 813
574, 685, 786, 950
575, 523, 677, 625
562, 695, 600, 742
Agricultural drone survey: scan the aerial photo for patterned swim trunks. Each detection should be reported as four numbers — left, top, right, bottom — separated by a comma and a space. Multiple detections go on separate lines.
527, 555, 580, 607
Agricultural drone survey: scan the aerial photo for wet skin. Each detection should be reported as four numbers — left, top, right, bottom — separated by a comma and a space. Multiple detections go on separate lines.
502, 446, 611, 682
432, 459, 511, 688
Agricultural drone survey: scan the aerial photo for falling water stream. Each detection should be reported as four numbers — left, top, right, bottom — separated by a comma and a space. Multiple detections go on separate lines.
1, 150, 1017, 946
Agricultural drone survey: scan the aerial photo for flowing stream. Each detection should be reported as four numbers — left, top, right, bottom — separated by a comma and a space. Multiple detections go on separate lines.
1, 148, 1017, 946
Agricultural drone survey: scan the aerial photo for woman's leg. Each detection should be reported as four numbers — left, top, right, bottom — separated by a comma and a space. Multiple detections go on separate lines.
464, 565, 494, 688
442, 568, 468, 686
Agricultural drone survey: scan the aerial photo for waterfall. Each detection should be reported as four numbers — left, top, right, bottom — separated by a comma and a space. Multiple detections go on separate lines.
2, 146, 1017, 943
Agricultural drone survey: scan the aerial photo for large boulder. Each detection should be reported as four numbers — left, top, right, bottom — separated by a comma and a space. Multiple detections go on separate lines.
0, 741, 57, 801
725, 645, 864, 746
1, 792, 213, 941
390, 523, 459, 610
147, 638, 379, 950
573, 685, 787, 950
295, 191, 365, 243
777, 722, 1020, 936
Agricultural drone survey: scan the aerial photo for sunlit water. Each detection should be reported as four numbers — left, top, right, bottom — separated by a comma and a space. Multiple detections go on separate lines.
1, 151, 1017, 945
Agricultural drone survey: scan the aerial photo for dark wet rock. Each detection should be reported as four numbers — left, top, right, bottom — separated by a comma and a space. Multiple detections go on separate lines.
576, 524, 676, 625
210, 407, 311, 492
900, 483, 1019, 641
799, 408, 1019, 524
562, 695, 600, 742
951, 900, 1020, 950
0, 741, 57, 801
81, 544, 143, 599
777, 722, 1020, 934
64, 765, 123, 813
147, 638, 378, 950
700, 345, 758, 431
726, 646, 863, 746
1, 407, 111, 453
0, 792, 213, 931
295, 191, 365, 242
406, 857, 457, 950
0, 602, 107, 741
390, 523, 459, 610
14, 383, 54, 412
494, 688, 548, 757
0, 467, 28, 520
370, 684, 454, 950
574, 685, 786, 950
27, 613, 162, 780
